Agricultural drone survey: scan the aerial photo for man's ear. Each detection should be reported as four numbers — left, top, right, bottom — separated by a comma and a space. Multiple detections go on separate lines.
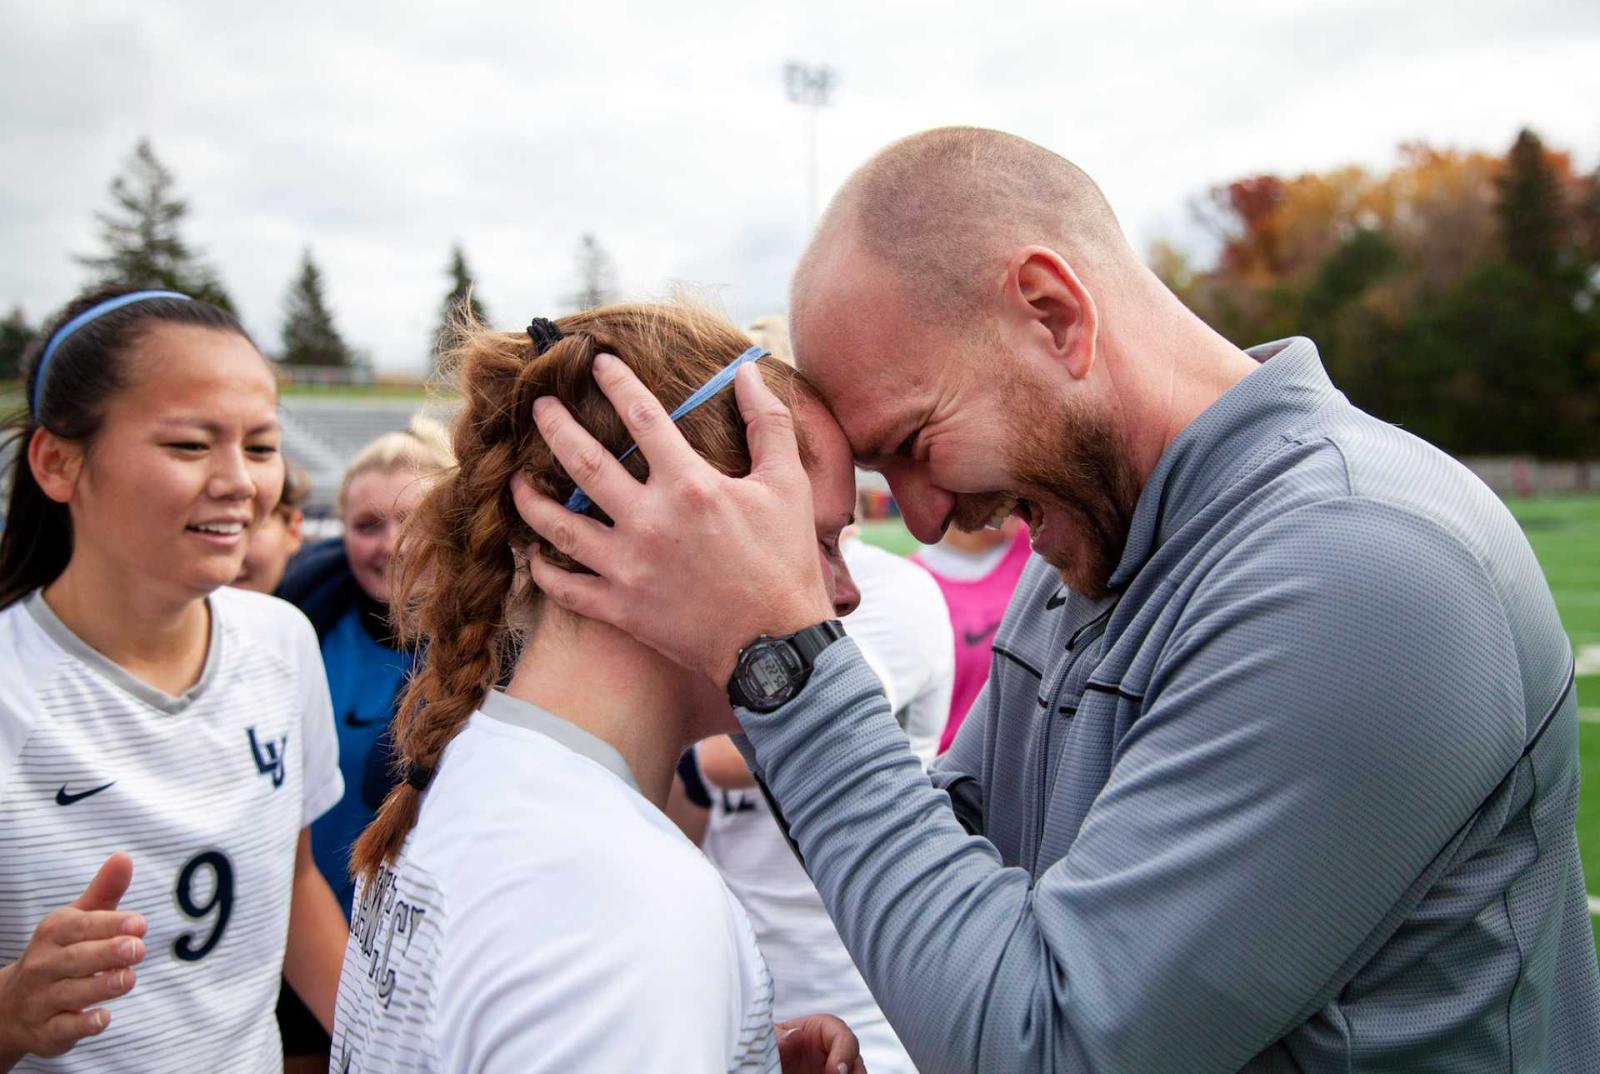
1007, 246, 1098, 381
27, 427, 85, 504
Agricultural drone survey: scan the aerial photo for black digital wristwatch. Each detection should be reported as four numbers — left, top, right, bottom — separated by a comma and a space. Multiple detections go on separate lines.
726, 620, 846, 713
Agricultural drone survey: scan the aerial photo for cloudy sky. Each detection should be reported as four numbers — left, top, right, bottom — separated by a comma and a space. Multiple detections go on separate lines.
3, 0, 1598, 373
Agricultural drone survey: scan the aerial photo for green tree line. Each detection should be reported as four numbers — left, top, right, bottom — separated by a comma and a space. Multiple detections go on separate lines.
1155, 128, 1600, 458
10, 132, 1593, 459
1, 140, 621, 381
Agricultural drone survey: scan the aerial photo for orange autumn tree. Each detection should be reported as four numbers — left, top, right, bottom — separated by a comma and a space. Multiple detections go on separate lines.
1157, 130, 1599, 458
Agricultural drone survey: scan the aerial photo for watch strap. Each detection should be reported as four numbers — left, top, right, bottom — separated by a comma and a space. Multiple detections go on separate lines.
728, 620, 846, 712
789, 619, 846, 664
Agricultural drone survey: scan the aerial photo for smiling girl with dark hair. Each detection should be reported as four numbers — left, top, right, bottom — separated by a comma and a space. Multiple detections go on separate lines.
0, 286, 348, 1073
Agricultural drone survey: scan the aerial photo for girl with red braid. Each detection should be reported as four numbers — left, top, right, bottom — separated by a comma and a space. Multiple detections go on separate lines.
333, 304, 865, 1074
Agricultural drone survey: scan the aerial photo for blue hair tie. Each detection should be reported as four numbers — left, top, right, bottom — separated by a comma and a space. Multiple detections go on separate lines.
32, 290, 192, 414
564, 345, 768, 514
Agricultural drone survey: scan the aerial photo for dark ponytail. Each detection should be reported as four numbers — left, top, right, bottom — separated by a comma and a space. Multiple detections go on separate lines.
0, 285, 251, 610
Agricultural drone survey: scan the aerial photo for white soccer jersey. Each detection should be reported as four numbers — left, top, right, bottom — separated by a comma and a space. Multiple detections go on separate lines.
842, 537, 954, 766
698, 761, 919, 1074
332, 693, 779, 1074
0, 588, 343, 1073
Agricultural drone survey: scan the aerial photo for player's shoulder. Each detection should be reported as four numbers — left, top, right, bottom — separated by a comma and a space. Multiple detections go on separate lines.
593, 831, 732, 949
555, 786, 728, 921
211, 586, 321, 656
0, 598, 59, 756
0, 595, 73, 693
0, 595, 49, 659
568, 830, 743, 971
442, 731, 734, 943
211, 583, 310, 625
848, 537, 925, 581
846, 539, 948, 613
880, 544, 948, 603
423, 796, 756, 1071
426, 720, 712, 871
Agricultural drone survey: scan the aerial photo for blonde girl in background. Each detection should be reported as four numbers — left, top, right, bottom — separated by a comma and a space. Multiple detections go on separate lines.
272, 416, 452, 1067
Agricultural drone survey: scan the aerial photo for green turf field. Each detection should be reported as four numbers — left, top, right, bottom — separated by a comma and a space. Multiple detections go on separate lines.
1507, 495, 1600, 961
865, 495, 1600, 958
859, 518, 922, 557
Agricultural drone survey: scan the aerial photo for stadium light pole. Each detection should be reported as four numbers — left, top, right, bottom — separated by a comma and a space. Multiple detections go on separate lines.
784, 61, 836, 223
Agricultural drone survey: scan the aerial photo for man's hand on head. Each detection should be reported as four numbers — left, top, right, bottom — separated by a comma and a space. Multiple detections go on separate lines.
510, 354, 834, 687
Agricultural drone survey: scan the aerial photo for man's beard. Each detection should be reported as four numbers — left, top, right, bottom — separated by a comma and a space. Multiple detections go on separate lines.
952, 377, 1140, 600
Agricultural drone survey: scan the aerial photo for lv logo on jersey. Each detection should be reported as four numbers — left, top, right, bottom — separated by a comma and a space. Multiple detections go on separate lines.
247, 726, 289, 789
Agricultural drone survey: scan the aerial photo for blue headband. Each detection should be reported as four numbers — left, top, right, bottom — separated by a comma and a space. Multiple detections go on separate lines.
564, 344, 768, 514
32, 290, 192, 414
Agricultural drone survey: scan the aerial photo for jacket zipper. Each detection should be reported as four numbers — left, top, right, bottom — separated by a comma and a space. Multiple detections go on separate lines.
1029, 609, 1115, 876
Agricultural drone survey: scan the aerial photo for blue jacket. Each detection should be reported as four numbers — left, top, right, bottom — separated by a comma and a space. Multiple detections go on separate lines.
277, 537, 363, 643
278, 538, 412, 915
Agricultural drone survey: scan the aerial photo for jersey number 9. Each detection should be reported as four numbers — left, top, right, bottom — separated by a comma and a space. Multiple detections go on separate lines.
173, 850, 234, 962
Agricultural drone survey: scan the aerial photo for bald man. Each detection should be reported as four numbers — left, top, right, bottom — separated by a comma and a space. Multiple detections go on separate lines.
513, 128, 1600, 1072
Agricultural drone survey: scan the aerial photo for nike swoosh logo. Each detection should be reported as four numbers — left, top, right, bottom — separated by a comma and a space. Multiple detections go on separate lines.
962, 622, 1001, 646
55, 781, 116, 806
1046, 590, 1068, 610
343, 711, 385, 728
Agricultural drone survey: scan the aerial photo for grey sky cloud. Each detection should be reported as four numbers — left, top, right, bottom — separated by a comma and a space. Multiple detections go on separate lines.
2, 0, 1597, 372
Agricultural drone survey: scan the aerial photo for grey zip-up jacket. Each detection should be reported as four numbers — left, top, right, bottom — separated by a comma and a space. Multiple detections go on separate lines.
737, 339, 1600, 1072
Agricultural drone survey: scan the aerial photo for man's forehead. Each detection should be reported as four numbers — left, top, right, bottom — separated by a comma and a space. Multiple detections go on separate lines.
792, 240, 907, 366
793, 272, 931, 457
795, 397, 860, 516
804, 343, 935, 463
842, 391, 924, 462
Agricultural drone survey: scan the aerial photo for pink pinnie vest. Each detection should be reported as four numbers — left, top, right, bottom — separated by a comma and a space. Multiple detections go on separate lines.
914, 528, 1034, 753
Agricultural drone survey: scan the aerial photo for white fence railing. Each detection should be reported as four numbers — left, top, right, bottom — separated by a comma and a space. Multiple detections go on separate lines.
1459, 458, 1597, 496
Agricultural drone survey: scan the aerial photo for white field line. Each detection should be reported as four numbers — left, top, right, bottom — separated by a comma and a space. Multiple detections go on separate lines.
1569, 653, 1599, 913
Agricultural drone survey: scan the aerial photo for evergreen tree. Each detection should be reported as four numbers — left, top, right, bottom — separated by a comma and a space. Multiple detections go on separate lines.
1496, 128, 1566, 279
77, 139, 235, 312
0, 306, 32, 381
1297, 228, 1405, 420
565, 233, 618, 311
280, 248, 353, 367
434, 243, 489, 370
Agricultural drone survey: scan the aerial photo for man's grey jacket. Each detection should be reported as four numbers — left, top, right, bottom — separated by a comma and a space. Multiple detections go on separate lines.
738, 338, 1600, 1073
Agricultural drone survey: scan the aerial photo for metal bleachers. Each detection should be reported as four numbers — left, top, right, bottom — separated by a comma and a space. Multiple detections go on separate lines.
0, 398, 449, 519
278, 397, 456, 514
2, 394, 890, 524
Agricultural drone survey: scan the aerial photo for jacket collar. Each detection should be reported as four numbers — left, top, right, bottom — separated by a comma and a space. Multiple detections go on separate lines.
1107, 337, 1342, 591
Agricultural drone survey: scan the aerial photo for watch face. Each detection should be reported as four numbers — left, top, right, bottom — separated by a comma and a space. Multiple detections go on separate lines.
746, 647, 792, 704
735, 638, 809, 711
